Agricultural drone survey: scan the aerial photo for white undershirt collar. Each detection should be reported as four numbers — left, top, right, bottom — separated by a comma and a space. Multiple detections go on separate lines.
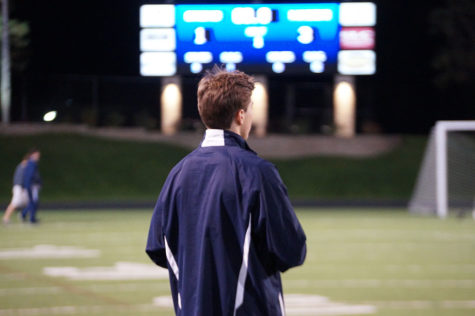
201, 129, 225, 147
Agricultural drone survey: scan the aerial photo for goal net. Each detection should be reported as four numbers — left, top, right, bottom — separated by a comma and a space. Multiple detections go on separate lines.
409, 121, 475, 218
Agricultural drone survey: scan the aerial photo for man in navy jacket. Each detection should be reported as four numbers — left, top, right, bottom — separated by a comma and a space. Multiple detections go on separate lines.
21, 149, 41, 223
146, 68, 306, 315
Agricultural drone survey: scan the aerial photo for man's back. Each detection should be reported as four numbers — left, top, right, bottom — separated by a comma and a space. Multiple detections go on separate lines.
22, 159, 37, 188
147, 130, 306, 315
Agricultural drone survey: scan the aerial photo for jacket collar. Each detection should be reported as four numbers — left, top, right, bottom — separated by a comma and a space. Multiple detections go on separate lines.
201, 129, 256, 154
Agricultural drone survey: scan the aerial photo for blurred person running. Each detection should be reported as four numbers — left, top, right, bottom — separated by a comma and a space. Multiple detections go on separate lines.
146, 67, 306, 316
20, 148, 42, 224
2, 153, 30, 224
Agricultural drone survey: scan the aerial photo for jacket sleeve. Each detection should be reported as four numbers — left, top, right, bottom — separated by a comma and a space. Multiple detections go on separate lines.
146, 173, 176, 268
254, 161, 307, 272
146, 201, 167, 268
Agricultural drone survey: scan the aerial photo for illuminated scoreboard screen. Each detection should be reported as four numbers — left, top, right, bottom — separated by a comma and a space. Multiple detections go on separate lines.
140, 2, 376, 76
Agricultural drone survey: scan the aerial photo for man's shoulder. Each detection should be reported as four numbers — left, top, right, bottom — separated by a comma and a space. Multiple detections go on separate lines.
27, 159, 37, 166
169, 151, 194, 172
175, 146, 275, 173
167, 147, 205, 173
24, 160, 35, 172
225, 146, 277, 175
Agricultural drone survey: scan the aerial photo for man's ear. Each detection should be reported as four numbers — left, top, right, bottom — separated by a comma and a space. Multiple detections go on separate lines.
235, 109, 245, 126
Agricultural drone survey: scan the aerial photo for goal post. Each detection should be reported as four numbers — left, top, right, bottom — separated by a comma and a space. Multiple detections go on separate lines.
409, 120, 475, 218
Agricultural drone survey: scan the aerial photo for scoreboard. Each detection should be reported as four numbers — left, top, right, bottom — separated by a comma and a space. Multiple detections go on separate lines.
140, 2, 376, 76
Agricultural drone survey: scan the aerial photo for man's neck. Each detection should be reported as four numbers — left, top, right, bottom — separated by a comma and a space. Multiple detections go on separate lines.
227, 123, 244, 139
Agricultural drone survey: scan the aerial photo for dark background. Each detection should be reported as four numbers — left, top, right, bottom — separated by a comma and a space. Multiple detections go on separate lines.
7, 0, 475, 133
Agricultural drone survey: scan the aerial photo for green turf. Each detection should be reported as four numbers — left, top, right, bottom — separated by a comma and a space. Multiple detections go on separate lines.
0, 133, 189, 202
275, 137, 426, 200
0, 209, 474, 315
0, 133, 427, 203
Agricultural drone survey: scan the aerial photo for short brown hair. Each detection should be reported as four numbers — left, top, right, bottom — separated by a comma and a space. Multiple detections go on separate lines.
197, 67, 255, 129
27, 147, 40, 156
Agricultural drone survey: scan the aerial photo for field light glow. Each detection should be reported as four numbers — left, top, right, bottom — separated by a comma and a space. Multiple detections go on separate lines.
334, 80, 355, 137
43, 111, 57, 122
161, 82, 182, 135
251, 80, 268, 137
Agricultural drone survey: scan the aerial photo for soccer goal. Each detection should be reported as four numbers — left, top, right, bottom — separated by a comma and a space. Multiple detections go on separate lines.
409, 121, 475, 218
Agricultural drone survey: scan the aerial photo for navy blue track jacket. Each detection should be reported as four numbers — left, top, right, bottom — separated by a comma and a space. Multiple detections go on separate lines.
23, 160, 40, 188
146, 129, 307, 316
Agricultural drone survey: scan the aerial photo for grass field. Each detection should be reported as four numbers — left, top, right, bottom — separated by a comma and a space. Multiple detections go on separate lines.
0, 208, 474, 316
0, 134, 426, 203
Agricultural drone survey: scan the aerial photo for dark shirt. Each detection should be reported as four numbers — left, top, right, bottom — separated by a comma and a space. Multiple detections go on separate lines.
23, 159, 41, 188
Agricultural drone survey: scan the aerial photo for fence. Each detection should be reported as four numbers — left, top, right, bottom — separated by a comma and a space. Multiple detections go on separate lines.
10, 73, 376, 134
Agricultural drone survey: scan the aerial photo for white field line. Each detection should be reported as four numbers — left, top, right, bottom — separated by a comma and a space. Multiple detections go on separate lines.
307, 243, 475, 250
286, 279, 475, 288
153, 295, 475, 314
364, 300, 475, 309
0, 287, 61, 296
307, 229, 475, 239
154, 294, 377, 315
43, 262, 168, 281
308, 237, 475, 244
383, 264, 475, 274
283, 294, 377, 315
0, 245, 100, 259
305, 263, 475, 274
85, 282, 171, 292
0, 283, 170, 296
0, 304, 162, 316
2, 278, 475, 298
285, 306, 376, 315
0, 299, 474, 315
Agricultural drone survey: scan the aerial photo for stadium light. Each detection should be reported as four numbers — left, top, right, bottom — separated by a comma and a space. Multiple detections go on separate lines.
251, 77, 268, 137
333, 76, 355, 137
43, 110, 57, 122
161, 77, 182, 135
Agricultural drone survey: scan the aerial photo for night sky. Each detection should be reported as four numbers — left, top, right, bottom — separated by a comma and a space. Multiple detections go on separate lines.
14, 0, 139, 76
9, 0, 475, 133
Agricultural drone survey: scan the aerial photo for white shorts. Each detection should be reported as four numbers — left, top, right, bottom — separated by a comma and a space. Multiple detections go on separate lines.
10, 185, 29, 208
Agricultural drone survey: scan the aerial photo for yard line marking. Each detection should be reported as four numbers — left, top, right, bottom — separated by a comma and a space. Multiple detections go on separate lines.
85, 282, 170, 292
383, 263, 475, 273
0, 283, 170, 296
154, 294, 377, 315
0, 306, 78, 316
0, 300, 473, 316
442, 301, 475, 308
0, 304, 162, 316
0, 263, 126, 306
362, 300, 475, 309
0, 245, 99, 259
43, 262, 168, 280
305, 263, 475, 275
285, 294, 376, 315
287, 279, 475, 288
0, 287, 61, 296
